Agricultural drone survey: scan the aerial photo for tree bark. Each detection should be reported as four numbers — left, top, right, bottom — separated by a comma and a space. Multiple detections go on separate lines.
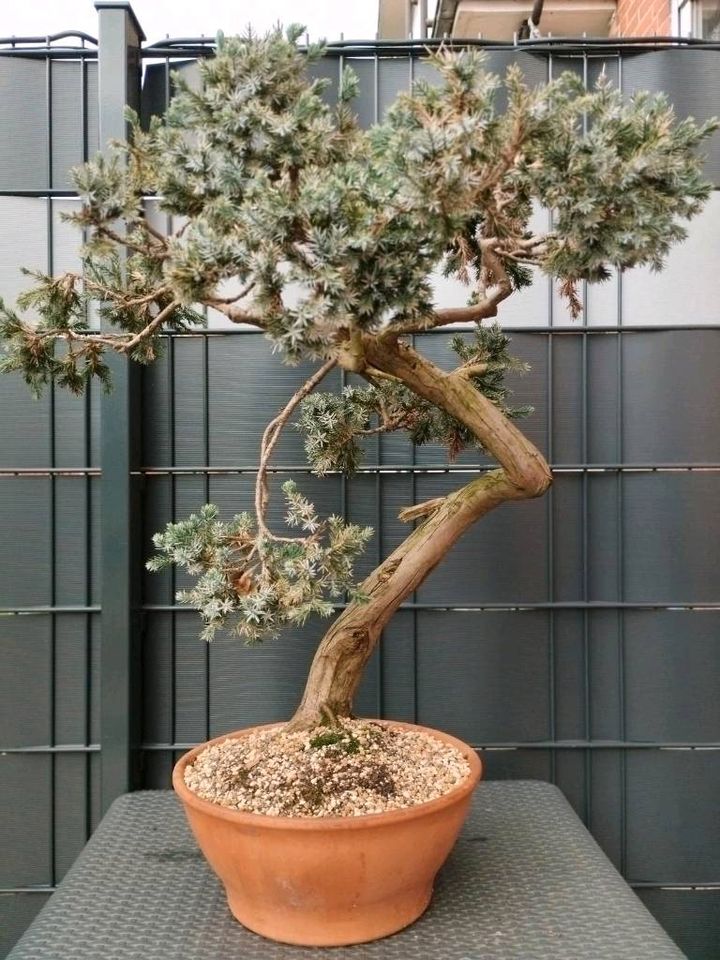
286, 335, 552, 730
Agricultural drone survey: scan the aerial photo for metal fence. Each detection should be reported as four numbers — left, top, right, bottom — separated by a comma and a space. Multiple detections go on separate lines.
1, 6, 719, 957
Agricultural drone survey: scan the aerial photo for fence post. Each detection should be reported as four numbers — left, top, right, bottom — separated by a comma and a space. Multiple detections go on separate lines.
95, 1, 146, 813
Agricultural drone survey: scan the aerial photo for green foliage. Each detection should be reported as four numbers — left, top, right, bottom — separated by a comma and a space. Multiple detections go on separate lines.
0, 247, 202, 395
2, 28, 716, 653
0, 296, 111, 397
3, 32, 716, 376
519, 74, 717, 280
375, 56, 716, 290
297, 386, 380, 475
147, 484, 372, 643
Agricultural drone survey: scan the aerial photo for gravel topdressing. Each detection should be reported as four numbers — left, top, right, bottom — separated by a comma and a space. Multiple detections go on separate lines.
183, 720, 472, 818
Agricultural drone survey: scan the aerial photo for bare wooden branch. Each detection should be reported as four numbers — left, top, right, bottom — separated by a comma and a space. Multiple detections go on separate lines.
62, 329, 126, 350
364, 365, 403, 384
368, 336, 551, 496
205, 281, 256, 306
34, 307, 177, 355
288, 335, 552, 729
255, 358, 337, 541
135, 219, 169, 246
96, 225, 168, 259
387, 238, 516, 335
497, 235, 549, 262
67, 272, 170, 308
203, 299, 267, 329
288, 471, 516, 730
452, 361, 488, 379
398, 497, 445, 523
121, 300, 181, 351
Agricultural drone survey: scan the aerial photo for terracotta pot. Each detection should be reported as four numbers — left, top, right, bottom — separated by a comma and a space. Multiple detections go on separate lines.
172, 720, 482, 946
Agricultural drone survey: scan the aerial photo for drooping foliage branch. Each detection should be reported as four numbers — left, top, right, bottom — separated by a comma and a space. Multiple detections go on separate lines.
0, 28, 715, 707
147, 486, 372, 644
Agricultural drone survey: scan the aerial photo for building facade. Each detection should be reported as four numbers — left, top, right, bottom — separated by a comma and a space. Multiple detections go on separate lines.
379, 0, 720, 40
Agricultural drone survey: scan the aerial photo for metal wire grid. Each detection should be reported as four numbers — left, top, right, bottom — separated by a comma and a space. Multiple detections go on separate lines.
0, 44, 97, 908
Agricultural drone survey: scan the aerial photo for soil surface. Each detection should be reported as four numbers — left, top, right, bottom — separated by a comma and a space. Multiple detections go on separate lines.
183, 719, 471, 818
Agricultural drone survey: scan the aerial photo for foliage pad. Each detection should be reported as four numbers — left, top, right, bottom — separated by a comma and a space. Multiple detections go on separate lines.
147, 483, 372, 643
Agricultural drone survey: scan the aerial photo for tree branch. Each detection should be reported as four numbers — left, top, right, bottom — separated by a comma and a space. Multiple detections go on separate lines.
68, 272, 171, 309
452, 361, 488, 379
121, 299, 181, 351
496, 235, 549, 262
289, 333, 553, 729
205, 281, 255, 305
388, 238, 516, 335
202, 298, 267, 329
135, 219, 169, 246
364, 335, 551, 498
255, 358, 337, 541
288, 469, 517, 729
398, 497, 445, 523
96, 225, 168, 259
62, 329, 127, 350
46, 298, 181, 354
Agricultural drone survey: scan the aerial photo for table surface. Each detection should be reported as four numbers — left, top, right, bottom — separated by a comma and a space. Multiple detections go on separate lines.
7, 781, 686, 960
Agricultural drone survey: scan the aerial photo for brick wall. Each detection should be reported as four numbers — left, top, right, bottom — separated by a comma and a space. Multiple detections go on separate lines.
612, 0, 671, 36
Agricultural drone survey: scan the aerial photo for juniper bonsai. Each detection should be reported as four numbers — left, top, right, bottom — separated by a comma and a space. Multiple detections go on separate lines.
1, 28, 715, 730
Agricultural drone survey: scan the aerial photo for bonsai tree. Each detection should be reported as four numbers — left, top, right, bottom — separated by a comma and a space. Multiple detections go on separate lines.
1, 29, 715, 732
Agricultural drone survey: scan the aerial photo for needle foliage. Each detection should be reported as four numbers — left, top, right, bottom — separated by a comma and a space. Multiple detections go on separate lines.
1, 27, 716, 646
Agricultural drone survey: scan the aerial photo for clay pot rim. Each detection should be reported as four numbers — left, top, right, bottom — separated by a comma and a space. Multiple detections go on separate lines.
173, 719, 482, 831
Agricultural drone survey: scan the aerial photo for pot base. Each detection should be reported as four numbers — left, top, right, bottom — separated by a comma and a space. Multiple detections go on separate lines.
226, 883, 433, 946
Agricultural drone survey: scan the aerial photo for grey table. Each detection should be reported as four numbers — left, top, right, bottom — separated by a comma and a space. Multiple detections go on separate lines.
8, 782, 685, 960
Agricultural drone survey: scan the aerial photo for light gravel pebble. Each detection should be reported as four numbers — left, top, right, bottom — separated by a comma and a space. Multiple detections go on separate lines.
184, 719, 471, 818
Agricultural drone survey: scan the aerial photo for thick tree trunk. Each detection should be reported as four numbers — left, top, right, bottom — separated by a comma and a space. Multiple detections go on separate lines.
286, 335, 552, 730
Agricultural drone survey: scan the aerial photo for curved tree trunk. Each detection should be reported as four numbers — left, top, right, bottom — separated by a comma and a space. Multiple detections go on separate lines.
286, 334, 552, 730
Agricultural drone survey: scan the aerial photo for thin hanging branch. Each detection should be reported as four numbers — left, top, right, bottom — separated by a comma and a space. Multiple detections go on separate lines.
205, 281, 256, 306
255, 357, 337, 540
